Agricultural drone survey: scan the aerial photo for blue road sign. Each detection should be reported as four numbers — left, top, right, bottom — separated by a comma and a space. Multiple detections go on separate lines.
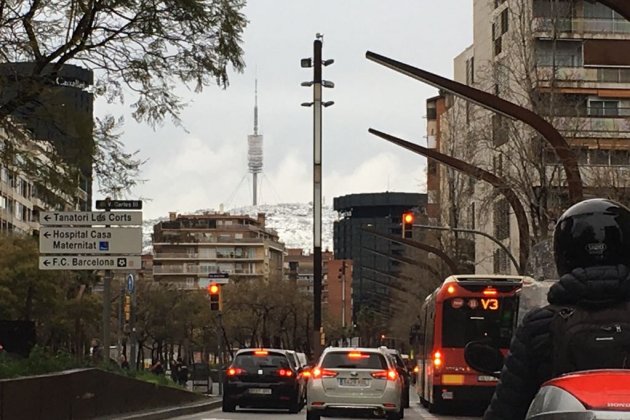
127, 274, 135, 293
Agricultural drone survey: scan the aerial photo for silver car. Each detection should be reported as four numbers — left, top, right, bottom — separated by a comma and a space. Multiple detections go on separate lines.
306, 347, 404, 420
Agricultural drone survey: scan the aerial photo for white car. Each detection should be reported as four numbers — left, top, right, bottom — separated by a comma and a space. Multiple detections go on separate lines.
306, 347, 404, 420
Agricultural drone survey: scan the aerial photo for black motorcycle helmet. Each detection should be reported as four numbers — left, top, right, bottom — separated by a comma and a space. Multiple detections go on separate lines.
554, 198, 630, 276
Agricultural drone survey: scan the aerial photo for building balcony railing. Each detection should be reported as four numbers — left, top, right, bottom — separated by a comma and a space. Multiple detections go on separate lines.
153, 265, 259, 276
552, 115, 630, 138
536, 66, 630, 89
533, 17, 630, 36
153, 236, 269, 245
153, 252, 263, 260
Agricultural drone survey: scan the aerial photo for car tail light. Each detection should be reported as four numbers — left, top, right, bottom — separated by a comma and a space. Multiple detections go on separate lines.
347, 352, 369, 359
301, 369, 311, 378
312, 367, 338, 378
227, 367, 246, 376
254, 349, 268, 356
277, 369, 293, 377
371, 369, 398, 381
433, 350, 443, 369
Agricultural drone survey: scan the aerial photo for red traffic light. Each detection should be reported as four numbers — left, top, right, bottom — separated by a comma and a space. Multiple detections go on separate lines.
208, 283, 220, 295
403, 212, 414, 224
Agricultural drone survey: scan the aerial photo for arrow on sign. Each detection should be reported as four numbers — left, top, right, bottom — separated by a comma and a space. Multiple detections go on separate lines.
43, 259, 50, 266
43, 231, 51, 239
44, 214, 51, 222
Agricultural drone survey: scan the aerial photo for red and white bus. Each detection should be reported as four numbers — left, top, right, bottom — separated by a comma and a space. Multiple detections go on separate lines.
416, 274, 533, 413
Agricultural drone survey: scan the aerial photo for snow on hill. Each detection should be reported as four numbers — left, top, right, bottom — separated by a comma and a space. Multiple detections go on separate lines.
142, 203, 336, 253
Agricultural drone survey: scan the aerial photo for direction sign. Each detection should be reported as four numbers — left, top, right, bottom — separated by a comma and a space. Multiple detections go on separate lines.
127, 274, 135, 293
95, 200, 143, 210
208, 272, 229, 279
39, 227, 142, 254
39, 256, 142, 270
40, 211, 142, 226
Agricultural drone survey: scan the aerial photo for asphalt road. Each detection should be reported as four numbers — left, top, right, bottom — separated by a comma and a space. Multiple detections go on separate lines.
172, 391, 483, 420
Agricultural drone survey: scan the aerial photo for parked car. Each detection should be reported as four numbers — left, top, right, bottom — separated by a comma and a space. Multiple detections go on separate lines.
222, 348, 304, 413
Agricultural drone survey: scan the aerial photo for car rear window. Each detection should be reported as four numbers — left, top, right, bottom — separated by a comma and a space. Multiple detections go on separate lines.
233, 351, 290, 369
320, 351, 387, 369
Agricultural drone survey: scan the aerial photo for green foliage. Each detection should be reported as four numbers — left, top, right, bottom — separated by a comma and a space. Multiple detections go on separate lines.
0, 234, 100, 355
0, 346, 85, 379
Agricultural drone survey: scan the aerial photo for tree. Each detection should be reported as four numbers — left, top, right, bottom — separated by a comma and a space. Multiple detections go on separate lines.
0, 234, 100, 356
0, 0, 247, 195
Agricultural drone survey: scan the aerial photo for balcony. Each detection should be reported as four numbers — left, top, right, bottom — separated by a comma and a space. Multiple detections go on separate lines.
153, 252, 263, 261
153, 265, 259, 276
536, 66, 630, 90
550, 111, 630, 140
533, 17, 630, 38
153, 235, 267, 245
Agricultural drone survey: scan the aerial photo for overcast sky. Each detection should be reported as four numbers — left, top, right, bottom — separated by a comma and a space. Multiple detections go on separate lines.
94, 1, 473, 220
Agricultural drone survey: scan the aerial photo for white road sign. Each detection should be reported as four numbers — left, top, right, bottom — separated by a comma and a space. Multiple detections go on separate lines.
39, 227, 142, 254
39, 256, 142, 270
40, 211, 142, 226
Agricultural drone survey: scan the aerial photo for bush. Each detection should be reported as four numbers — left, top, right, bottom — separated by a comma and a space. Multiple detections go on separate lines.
0, 346, 85, 379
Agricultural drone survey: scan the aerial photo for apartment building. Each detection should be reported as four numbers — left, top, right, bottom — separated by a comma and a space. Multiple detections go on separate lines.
152, 212, 285, 289
285, 248, 333, 294
430, 0, 630, 275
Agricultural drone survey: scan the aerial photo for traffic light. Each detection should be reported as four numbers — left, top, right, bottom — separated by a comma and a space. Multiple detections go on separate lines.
402, 212, 415, 238
208, 282, 222, 311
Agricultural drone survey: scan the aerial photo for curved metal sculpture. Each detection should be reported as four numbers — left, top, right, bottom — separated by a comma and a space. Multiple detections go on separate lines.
599, 0, 630, 20
362, 227, 459, 274
369, 128, 530, 273
365, 51, 583, 204
363, 245, 442, 280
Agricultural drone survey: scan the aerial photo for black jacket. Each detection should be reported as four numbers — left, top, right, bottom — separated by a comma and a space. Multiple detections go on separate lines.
483, 265, 630, 420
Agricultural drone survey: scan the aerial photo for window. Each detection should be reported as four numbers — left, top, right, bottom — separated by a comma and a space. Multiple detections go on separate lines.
494, 198, 510, 241
590, 149, 610, 165
492, 115, 509, 146
611, 150, 630, 166
588, 100, 619, 117
501, 8, 509, 34
442, 297, 516, 348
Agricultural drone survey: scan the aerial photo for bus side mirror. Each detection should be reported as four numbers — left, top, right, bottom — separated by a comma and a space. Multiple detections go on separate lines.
464, 341, 504, 376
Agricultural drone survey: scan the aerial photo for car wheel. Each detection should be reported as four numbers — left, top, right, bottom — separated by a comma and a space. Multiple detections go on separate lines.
221, 397, 236, 413
306, 410, 321, 420
289, 395, 301, 414
386, 411, 401, 420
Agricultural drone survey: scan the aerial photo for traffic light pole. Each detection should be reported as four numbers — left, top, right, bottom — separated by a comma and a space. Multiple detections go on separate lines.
312, 37, 323, 359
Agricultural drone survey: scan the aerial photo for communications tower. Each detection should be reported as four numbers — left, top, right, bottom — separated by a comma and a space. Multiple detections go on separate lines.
248, 80, 263, 205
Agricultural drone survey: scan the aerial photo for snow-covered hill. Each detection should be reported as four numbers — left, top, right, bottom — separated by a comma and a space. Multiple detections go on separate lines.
142, 203, 336, 253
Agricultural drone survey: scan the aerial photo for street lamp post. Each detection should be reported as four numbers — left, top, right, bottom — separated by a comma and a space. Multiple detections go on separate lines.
302, 33, 334, 359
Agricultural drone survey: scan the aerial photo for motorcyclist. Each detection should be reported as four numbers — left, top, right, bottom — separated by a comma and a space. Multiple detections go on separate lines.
483, 198, 630, 420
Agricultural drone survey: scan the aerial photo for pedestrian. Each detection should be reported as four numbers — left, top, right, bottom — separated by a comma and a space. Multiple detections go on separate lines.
119, 354, 130, 370
484, 198, 630, 420
177, 357, 189, 387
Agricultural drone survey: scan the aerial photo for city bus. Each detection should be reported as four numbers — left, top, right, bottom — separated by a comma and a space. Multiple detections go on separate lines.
416, 274, 534, 413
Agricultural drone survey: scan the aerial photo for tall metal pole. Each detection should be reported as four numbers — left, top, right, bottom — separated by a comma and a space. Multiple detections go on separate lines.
313, 37, 323, 359
102, 205, 112, 363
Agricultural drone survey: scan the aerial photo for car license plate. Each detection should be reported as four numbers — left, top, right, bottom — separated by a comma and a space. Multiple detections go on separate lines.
249, 388, 272, 395
478, 375, 498, 382
339, 378, 369, 386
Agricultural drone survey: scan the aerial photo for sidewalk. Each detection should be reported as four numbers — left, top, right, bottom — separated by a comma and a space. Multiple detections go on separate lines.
99, 383, 223, 420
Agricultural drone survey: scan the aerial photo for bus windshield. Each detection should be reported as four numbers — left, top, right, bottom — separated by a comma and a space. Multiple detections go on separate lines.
442, 297, 517, 348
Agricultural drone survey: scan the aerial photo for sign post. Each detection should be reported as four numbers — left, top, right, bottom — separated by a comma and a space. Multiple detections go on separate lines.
38, 199, 143, 366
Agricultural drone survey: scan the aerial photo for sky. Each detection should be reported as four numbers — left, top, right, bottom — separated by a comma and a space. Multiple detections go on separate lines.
94, 1, 474, 220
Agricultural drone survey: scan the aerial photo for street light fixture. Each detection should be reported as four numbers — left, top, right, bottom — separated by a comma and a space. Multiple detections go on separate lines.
301, 34, 334, 359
